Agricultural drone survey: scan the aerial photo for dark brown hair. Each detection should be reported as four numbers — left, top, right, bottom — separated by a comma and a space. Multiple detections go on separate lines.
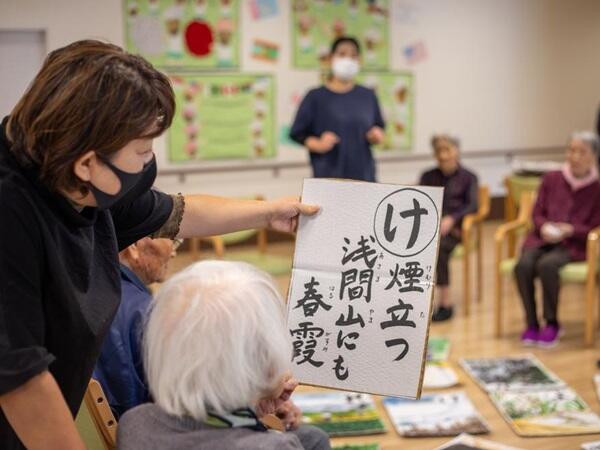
6, 39, 175, 193
330, 36, 361, 55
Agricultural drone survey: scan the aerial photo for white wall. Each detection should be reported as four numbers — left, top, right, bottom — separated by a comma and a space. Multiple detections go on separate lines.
1, 0, 599, 197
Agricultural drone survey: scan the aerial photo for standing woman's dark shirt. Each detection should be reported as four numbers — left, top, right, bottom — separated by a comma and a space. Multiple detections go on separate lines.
289, 85, 385, 182
0, 122, 177, 449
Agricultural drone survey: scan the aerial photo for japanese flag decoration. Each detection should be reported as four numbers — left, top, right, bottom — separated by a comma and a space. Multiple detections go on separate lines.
287, 179, 443, 399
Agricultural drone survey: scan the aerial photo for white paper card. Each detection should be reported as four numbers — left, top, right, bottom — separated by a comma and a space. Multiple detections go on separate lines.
287, 179, 443, 399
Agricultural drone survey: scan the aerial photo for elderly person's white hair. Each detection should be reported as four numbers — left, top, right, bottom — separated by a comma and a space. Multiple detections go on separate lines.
431, 133, 460, 150
570, 131, 600, 156
143, 260, 291, 421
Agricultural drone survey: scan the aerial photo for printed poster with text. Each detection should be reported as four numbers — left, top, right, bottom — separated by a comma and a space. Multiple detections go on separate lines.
292, 0, 389, 70
169, 74, 276, 161
124, 0, 240, 69
287, 179, 442, 399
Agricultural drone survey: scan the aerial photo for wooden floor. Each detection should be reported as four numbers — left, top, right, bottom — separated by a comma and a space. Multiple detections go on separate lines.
168, 222, 600, 450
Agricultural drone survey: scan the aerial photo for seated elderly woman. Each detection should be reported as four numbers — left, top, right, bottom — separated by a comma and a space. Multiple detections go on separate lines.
419, 134, 479, 322
515, 131, 600, 347
117, 261, 330, 450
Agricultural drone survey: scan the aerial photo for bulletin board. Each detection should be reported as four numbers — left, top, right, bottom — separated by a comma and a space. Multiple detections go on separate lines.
359, 71, 414, 151
124, 0, 240, 69
291, 0, 390, 70
169, 73, 276, 161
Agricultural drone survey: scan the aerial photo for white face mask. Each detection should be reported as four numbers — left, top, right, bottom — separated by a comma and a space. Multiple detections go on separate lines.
331, 57, 360, 81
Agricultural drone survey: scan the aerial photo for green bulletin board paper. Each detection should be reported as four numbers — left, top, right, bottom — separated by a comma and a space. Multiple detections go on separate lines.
292, 0, 390, 70
358, 71, 414, 151
124, 0, 240, 69
169, 74, 276, 162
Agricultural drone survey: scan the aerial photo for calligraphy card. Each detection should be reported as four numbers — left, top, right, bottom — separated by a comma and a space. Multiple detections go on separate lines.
287, 178, 443, 399
460, 355, 564, 393
434, 433, 524, 450
491, 387, 600, 436
292, 391, 386, 436
383, 392, 490, 437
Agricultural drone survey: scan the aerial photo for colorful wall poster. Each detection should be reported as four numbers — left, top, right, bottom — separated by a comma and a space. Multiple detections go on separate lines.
491, 388, 600, 437
358, 71, 414, 151
124, 0, 240, 69
292, 0, 390, 70
383, 392, 490, 437
287, 179, 442, 398
292, 392, 386, 437
169, 74, 276, 161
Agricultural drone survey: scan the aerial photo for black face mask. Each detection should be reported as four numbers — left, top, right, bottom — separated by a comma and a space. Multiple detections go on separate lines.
88, 154, 157, 210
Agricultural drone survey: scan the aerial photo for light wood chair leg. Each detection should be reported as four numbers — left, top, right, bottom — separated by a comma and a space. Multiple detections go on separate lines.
495, 272, 503, 337
190, 237, 200, 259
598, 286, 600, 330
463, 241, 470, 316
585, 273, 597, 346
211, 236, 225, 259
257, 229, 268, 254
476, 223, 483, 303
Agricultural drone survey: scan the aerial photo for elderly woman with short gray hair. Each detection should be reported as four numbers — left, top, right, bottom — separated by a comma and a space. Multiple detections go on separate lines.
515, 131, 600, 348
117, 260, 330, 450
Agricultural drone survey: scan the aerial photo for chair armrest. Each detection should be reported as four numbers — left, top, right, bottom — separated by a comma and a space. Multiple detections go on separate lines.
586, 226, 600, 265
462, 213, 476, 235
494, 219, 529, 244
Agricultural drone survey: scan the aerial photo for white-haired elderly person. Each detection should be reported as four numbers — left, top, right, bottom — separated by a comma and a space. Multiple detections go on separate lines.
117, 261, 330, 450
515, 131, 600, 347
419, 134, 479, 322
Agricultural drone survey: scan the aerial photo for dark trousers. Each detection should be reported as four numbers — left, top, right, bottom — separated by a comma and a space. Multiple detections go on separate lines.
514, 246, 571, 328
437, 234, 461, 286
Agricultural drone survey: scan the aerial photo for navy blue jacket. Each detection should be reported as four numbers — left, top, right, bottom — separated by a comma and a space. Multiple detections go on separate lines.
290, 85, 385, 182
93, 265, 151, 418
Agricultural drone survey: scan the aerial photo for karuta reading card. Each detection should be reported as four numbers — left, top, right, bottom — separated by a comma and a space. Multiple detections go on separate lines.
287, 179, 443, 399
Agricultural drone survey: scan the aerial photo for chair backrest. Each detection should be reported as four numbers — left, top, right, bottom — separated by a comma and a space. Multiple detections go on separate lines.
506, 175, 542, 208
517, 190, 537, 224
82, 379, 117, 449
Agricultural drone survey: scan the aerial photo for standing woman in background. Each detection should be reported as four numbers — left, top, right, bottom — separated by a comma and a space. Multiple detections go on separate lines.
289, 36, 386, 182
0, 40, 317, 450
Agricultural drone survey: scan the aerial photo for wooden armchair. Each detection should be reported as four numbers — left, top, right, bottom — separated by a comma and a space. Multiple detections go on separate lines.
504, 175, 542, 257
75, 379, 117, 450
494, 191, 600, 345
451, 185, 491, 315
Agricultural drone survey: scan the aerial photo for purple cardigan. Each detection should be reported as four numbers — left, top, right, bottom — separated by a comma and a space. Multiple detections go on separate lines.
523, 171, 600, 261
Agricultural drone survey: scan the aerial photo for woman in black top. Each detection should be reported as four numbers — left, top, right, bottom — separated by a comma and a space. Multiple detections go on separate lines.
0, 40, 317, 450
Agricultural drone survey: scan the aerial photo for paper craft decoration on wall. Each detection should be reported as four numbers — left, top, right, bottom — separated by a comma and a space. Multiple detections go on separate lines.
287, 179, 442, 398
291, 391, 386, 436
249, 0, 279, 20
359, 71, 414, 151
252, 39, 279, 63
291, 0, 390, 70
169, 74, 275, 161
383, 392, 490, 437
124, 0, 240, 69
